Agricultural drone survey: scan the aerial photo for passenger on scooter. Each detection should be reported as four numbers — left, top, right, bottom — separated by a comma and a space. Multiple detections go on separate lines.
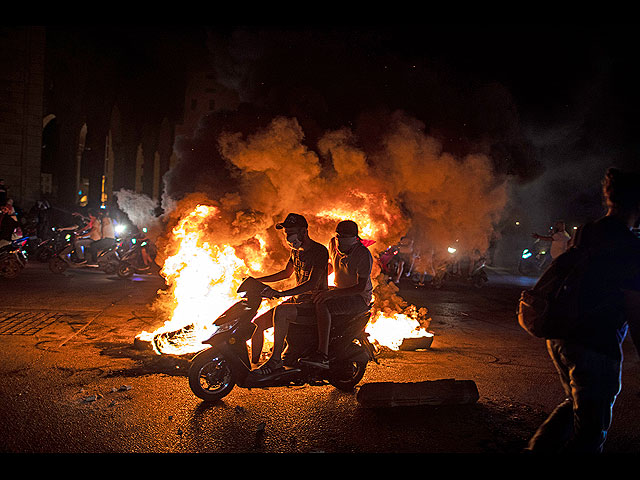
251, 213, 329, 375
305, 220, 373, 369
86, 210, 116, 264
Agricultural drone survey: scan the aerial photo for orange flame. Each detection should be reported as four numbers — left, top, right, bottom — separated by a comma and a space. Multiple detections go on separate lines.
137, 203, 431, 356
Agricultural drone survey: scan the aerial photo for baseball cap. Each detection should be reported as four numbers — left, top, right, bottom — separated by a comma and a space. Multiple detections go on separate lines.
275, 213, 308, 229
336, 220, 358, 237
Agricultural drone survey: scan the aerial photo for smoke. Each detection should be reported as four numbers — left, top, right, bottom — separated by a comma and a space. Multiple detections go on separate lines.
114, 189, 162, 237
158, 110, 508, 279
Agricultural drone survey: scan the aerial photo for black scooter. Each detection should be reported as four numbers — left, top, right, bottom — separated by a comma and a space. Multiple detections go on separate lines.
116, 235, 159, 278
183, 277, 377, 402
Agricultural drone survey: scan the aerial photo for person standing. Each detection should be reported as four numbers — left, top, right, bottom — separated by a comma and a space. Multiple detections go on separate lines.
526, 167, 640, 453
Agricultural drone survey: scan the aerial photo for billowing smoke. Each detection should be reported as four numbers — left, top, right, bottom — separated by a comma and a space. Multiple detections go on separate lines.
158, 110, 508, 283
114, 189, 162, 238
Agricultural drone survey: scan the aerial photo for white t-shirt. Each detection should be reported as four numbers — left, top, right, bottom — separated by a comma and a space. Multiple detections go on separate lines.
551, 231, 571, 258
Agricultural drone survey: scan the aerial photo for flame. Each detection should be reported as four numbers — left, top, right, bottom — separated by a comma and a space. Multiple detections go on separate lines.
366, 308, 433, 351
138, 203, 431, 356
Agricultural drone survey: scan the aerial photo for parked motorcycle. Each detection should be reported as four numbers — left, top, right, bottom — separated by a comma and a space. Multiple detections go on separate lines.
186, 277, 378, 402
0, 237, 29, 278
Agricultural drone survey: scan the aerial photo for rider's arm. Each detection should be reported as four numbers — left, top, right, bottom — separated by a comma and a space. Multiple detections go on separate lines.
256, 259, 294, 283
533, 233, 553, 241
279, 263, 328, 297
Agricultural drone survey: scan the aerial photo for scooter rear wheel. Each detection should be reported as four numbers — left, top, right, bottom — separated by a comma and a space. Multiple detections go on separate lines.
188, 348, 236, 402
328, 359, 367, 392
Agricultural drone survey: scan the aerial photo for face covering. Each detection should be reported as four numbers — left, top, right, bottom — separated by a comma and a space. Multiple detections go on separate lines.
286, 233, 303, 249
336, 236, 358, 254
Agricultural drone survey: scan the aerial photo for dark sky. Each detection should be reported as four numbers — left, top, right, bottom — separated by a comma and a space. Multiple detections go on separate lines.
43, 23, 640, 226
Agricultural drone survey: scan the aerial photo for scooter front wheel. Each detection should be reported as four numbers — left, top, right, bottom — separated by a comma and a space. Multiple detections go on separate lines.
117, 262, 134, 278
49, 256, 68, 274
188, 348, 236, 402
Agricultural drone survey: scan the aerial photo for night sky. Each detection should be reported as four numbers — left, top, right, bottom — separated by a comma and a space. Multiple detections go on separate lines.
41, 22, 640, 229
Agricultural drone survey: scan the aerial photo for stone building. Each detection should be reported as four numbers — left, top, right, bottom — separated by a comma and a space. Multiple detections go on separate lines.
0, 26, 45, 210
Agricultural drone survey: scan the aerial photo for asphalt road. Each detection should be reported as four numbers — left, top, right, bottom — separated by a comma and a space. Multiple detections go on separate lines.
1, 262, 639, 454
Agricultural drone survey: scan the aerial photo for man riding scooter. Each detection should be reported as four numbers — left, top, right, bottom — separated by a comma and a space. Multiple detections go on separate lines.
250, 213, 330, 376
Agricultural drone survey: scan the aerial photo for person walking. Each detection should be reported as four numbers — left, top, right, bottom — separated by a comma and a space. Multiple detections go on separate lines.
526, 167, 640, 453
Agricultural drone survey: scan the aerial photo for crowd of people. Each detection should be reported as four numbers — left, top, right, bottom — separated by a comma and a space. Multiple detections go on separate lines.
0, 179, 138, 269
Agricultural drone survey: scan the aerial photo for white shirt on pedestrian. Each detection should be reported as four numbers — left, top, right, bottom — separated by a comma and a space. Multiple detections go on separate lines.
551, 230, 571, 258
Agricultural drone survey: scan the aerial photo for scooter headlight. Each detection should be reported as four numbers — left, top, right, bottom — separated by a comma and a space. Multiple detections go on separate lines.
521, 248, 532, 259
212, 319, 239, 335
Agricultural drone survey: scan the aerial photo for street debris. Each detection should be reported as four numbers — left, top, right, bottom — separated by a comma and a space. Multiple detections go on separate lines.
356, 379, 479, 408
79, 384, 133, 404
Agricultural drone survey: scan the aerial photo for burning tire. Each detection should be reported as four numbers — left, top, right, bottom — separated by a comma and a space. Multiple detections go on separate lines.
327, 359, 367, 392
188, 348, 236, 402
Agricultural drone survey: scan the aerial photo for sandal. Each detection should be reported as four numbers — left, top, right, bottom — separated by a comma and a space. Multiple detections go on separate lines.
255, 358, 284, 375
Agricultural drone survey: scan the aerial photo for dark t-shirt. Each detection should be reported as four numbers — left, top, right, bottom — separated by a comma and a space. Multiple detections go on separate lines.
573, 216, 640, 357
289, 240, 329, 292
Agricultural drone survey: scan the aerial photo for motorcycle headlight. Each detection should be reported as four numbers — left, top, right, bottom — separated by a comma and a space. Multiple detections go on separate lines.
212, 320, 239, 335
521, 249, 532, 259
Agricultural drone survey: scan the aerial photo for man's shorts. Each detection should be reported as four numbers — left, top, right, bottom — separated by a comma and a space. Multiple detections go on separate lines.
324, 294, 369, 319
289, 293, 369, 323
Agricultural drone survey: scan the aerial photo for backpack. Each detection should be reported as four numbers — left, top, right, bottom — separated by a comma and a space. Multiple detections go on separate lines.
517, 224, 594, 339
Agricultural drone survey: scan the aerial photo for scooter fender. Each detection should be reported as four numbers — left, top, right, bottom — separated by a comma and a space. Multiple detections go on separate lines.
339, 341, 371, 364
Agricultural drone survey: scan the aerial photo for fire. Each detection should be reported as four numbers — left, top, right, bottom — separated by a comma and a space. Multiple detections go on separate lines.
138, 203, 432, 356
366, 309, 433, 351
136, 205, 275, 355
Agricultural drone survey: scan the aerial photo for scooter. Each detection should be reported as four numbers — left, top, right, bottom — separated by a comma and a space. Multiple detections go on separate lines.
518, 238, 550, 276
0, 236, 29, 278
116, 235, 159, 278
48, 231, 116, 274
185, 277, 378, 402
35, 227, 74, 263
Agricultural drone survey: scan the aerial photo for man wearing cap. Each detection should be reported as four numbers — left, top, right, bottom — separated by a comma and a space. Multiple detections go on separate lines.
251, 213, 330, 375
303, 220, 373, 369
